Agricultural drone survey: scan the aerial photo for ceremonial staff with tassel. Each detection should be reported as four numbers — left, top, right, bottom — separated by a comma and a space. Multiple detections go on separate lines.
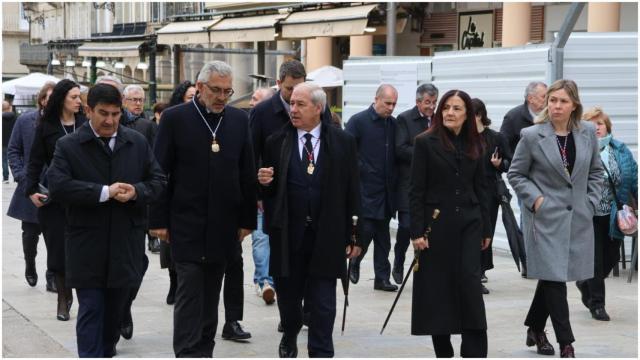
341, 215, 358, 334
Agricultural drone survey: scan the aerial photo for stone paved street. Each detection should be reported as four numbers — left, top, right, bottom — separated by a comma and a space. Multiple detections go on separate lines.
2, 181, 638, 358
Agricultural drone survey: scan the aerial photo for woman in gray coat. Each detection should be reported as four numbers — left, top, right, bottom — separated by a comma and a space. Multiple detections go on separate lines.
508, 79, 604, 358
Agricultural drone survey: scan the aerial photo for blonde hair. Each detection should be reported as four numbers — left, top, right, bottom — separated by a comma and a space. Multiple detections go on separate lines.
534, 79, 583, 130
582, 106, 612, 134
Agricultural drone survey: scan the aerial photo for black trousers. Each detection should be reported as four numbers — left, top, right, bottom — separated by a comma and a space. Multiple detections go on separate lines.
525, 280, 574, 345
37, 202, 66, 272
223, 240, 244, 322
357, 217, 392, 281
76, 288, 129, 358
393, 210, 411, 268
173, 261, 225, 358
577, 215, 621, 310
121, 255, 148, 327
22, 221, 41, 261
432, 330, 488, 358
275, 227, 337, 358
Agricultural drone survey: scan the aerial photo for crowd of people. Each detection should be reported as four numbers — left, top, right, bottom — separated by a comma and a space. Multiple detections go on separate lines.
2, 58, 637, 358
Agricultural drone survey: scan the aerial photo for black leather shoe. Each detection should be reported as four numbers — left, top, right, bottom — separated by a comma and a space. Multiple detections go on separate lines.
349, 260, 360, 284
526, 328, 555, 355
374, 279, 398, 292
302, 312, 310, 327
560, 344, 575, 358
46, 270, 57, 293
392, 264, 403, 285
148, 238, 161, 253
481, 284, 490, 294
25, 259, 37, 287
575, 281, 590, 309
481, 273, 488, 283
121, 310, 133, 340
222, 321, 252, 340
278, 336, 298, 358
277, 322, 283, 333
590, 307, 610, 321
104, 344, 117, 358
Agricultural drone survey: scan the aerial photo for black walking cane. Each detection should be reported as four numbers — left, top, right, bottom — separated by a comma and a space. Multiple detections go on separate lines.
341, 215, 358, 335
380, 209, 440, 335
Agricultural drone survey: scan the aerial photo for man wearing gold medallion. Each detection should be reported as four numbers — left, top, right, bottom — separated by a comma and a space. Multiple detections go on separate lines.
149, 61, 257, 357
258, 83, 361, 357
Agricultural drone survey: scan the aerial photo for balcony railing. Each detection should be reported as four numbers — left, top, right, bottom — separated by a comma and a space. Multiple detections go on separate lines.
19, 43, 49, 66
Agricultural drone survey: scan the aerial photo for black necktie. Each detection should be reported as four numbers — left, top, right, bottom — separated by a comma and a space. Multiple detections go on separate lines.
100, 137, 112, 154
303, 133, 314, 172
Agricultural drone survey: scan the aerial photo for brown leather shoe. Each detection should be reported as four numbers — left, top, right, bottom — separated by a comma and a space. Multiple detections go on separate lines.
560, 344, 575, 358
526, 328, 555, 355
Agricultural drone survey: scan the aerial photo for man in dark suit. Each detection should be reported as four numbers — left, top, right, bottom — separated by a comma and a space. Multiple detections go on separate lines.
500, 81, 547, 154
345, 84, 398, 292
47, 84, 166, 357
392, 83, 438, 284
258, 82, 361, 357
499, 81, 546, 278
149, 61, 257, 357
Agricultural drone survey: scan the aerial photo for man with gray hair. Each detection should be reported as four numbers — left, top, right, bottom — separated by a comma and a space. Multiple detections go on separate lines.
500, 81, 547, 154
149, 61, 257, 357
249, 87, 275, 108
258, 82, 361, 357
345, 84, 398, 292
392, 83, 438, 284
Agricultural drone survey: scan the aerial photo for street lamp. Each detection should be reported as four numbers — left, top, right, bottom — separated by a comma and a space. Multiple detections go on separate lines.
114, 61, 125, 69
96, 60, 106, 67
82, 58, 91, 67
136, 62, 148, 70
65, 59, 76, 67
51, 57, 61, 66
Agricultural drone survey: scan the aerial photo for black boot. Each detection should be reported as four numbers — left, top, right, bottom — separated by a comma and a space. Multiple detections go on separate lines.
25, 258, 37, 287
46, 270, 57, 293
392, 258, 404, 285
55, 274, 70, 321
166, 269, 177, 305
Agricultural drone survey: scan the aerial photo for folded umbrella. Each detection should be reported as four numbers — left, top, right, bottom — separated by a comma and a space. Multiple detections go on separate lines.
496, 177, 525, 272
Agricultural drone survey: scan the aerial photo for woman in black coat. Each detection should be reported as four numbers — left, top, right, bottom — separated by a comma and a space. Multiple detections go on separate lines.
472, 98, 512, 294
25, 79, 86, 321
410, 89, 491, 357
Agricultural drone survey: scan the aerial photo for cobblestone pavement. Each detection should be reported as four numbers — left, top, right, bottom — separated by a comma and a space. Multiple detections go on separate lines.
2, 181, 637, 357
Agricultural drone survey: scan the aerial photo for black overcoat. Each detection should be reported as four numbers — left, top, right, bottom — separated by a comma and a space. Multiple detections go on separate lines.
261, 122, 361, 278
149, 100, 257, 264
345, 105, 396, 220
409, 131, 491, 335
394, 106, 430, 212
47, 123, 166, 288
499, 101, 534, 154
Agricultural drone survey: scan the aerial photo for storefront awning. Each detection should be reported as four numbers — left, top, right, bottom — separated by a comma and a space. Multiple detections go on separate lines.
156, 18, 222, 45
78, 41, 143, 58
280, 4, 377, 39
209, 13, 288, 43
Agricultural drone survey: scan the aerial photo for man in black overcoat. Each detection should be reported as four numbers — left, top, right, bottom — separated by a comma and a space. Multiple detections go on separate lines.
499, 81, 546, 154
149, 61, 257, 358
392, 83, 438, 284
258, 82, 361, 358
345, 84, 398, 291
47, 84, 166, 357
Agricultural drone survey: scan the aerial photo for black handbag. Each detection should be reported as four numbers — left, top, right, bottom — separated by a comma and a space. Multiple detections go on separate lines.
38, 183, 50, 205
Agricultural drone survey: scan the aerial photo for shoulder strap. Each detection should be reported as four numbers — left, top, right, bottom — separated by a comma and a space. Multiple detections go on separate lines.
601, 159, 623, 209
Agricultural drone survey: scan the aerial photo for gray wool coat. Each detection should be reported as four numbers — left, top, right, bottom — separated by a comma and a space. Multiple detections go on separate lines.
508, 121, 604, 282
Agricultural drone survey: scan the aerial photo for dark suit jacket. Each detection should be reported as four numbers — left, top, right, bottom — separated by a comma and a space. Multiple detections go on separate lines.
25, 113, 87, 196
345, 105, 396, 220
500, 101, 534, 154
123, 109, 157, 146
261, 122, 361, 278
395, 106, 430, 212
150, 100, 257, 264
47, 123, 166, 288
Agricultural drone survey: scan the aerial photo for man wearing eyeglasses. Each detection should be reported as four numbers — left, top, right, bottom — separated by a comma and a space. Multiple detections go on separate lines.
392, 83, 438, 285
149, 61, 257, 358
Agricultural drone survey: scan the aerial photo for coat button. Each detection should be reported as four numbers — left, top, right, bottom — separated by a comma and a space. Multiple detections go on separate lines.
566, 205, 573, 211
201, 256, 206, 261
567, 184, 572, 189
456, 172, 459, 176
455, 189, 460, 195
455, 206, 460, 212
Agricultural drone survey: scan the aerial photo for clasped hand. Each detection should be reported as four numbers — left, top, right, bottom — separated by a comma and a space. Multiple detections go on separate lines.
109, 182, 136, 202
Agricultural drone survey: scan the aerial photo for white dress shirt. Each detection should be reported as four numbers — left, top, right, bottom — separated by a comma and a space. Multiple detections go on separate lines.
89, 122, 118, 203
297, 123, 321, 163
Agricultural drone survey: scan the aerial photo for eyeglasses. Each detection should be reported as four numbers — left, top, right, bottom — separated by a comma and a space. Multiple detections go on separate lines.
202, 83, 234, 98
126, 98, 145, 104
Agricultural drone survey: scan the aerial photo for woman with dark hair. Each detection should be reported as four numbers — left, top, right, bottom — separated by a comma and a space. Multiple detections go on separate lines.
169, 81, 196, 107
508, 79, 603, 358
471, 98, 512, 294
25, 79, 86, 321
410, 89, 491, 357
